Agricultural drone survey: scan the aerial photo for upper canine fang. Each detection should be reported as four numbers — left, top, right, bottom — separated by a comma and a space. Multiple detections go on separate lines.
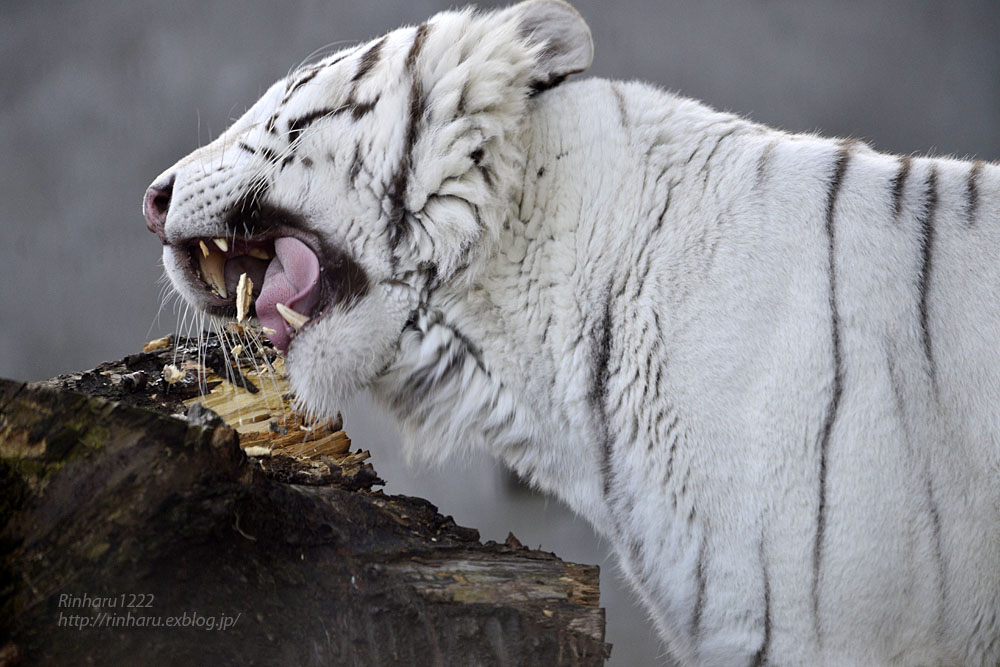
198, 245, 227, 298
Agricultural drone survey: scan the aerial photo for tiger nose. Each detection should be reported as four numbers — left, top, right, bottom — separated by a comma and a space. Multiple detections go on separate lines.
143, 174, 175, 243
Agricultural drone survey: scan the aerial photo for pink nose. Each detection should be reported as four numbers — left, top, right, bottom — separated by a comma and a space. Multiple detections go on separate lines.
143, 174, 174, 243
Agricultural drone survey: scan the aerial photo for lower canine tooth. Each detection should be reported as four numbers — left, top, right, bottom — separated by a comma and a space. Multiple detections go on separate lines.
276, 303, 309, 330
198, 240, 210, 257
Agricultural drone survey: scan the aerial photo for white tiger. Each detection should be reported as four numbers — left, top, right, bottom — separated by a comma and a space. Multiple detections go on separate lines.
144, 1, 1000, 664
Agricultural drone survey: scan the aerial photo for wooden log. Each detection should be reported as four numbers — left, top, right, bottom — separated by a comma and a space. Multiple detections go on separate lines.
0, 337, 609, 666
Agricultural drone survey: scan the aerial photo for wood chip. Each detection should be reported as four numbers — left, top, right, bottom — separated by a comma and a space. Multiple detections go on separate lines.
162, 364, 186, 384
142, 336, 171, 353
231, 344, 244, 357
236, 273, 253, 323
273, 430, 351, 458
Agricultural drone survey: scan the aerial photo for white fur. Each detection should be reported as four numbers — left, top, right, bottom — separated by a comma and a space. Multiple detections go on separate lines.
153, 2, 1000, 664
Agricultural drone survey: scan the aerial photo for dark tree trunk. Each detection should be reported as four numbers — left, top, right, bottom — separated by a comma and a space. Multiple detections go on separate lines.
0, 339, 609, 666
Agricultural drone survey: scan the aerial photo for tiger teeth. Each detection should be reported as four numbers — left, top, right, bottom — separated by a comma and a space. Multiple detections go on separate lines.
248, 247, 272, 260
213, 237, 229, 252
197, 243, 227, 298
198, 240, 210, 258
276, 303, 309, 330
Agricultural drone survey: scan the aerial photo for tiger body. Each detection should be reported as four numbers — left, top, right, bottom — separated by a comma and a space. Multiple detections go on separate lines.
384, 79, 1000, 665
147, 2, 1000, 664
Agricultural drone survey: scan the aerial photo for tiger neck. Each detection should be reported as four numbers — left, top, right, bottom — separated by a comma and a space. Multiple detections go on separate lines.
368, 91, 627, 526
371, 78, 747, 527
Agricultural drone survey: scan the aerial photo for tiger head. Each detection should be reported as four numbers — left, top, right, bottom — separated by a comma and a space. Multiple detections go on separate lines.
143, 0, 592, 417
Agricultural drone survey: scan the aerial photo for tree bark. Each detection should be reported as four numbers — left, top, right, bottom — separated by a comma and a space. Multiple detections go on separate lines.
0, 339, 609, 666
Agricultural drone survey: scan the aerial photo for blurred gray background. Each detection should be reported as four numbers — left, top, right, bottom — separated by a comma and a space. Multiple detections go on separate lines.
2, 1, 998, 664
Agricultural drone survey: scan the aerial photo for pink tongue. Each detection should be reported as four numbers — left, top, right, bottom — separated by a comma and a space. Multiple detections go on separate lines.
255, 237, 321, 352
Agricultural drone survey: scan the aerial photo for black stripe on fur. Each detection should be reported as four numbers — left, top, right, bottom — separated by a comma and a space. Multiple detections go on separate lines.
813, 145, 852, 638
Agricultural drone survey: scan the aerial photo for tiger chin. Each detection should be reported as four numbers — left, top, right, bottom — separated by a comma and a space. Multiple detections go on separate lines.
145, 1, 1000, 664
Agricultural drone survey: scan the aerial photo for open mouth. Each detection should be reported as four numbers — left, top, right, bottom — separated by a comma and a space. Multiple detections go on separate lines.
177, 234, 323, 353
167, 198, 371, 354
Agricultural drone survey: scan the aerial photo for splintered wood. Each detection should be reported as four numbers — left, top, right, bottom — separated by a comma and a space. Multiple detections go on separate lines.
236, 273, 253, 323
162, 364, 185, 384
242, 413, 358, 462
180, 342, 361, 465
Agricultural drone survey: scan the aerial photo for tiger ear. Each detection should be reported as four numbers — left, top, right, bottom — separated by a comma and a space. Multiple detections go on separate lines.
397, 1, 592, 282
508, 0, 594, 93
